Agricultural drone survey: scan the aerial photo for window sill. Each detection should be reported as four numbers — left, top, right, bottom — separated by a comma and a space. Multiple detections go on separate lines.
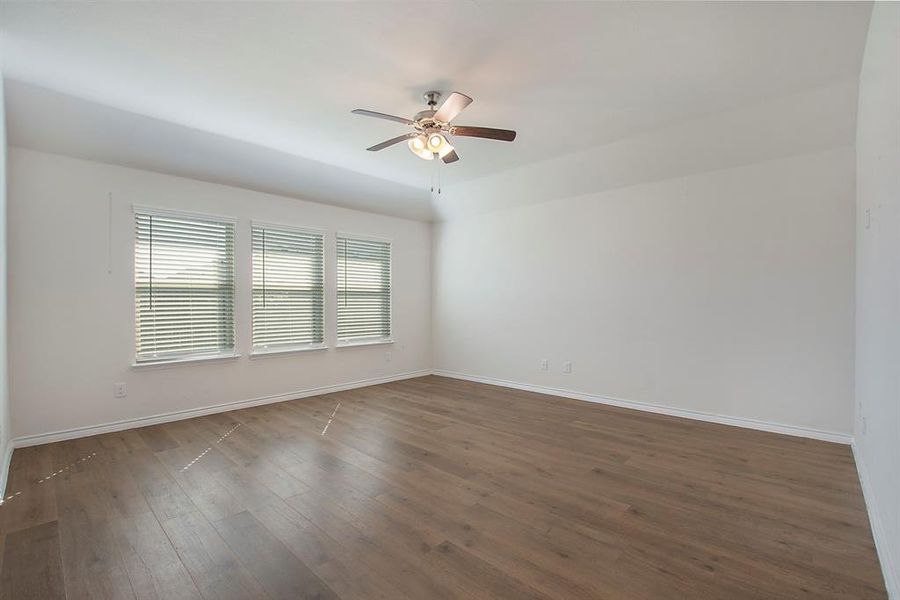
250, 345, 328, 358
132, 353, 240, 369
335, 339, 394, 349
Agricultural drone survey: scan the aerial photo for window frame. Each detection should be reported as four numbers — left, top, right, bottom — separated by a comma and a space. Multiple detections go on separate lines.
131, 205, 238, 367
250, 220, 328, 356
335, 231, 394, 348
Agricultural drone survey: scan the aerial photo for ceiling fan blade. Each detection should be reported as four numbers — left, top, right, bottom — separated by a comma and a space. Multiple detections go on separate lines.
450, 125, 516, 142
366, 132, 418, 151
352, 109, 414, 126
433, 92, 473, 123
441, 148, 460, 164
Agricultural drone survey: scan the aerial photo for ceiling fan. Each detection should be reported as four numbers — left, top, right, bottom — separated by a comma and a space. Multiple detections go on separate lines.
352, 91, 516, 164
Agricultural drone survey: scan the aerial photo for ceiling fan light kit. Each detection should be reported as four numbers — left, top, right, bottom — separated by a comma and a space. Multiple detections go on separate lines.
408, 135, 434, 160
427, 133, 447, 153
352, 90, 517, 165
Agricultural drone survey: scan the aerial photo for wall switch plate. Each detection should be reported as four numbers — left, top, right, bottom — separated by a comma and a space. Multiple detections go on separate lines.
385, 351, 392, 362
113, 382, 127, 398
563, 361, 573, 374
540, 359, 549, 371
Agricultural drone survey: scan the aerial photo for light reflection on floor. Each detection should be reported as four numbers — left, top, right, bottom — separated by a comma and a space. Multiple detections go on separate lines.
321, 401, 342, 436
181, 422, 242, 472
2, 421, 246, 506
0, 451, 98, 505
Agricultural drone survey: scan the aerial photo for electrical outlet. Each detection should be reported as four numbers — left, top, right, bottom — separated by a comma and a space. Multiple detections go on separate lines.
113, 382, 127, 398
540, 359, 549, 371
563, 361, 573, 374
385, 351, 392, 362
861, 416, 867, 434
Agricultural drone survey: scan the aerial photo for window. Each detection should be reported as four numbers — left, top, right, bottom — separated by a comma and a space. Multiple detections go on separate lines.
134, 209, 235, 363
336, 235, 392, 344
252, 225, 325, 352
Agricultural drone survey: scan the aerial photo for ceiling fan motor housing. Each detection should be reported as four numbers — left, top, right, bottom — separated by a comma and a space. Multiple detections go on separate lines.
413, 110, 440, 127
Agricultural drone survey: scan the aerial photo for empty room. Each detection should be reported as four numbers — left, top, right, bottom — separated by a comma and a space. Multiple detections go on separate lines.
0, 1, 897, 598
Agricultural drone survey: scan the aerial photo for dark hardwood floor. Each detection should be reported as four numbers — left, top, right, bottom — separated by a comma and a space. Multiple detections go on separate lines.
0, 375, 887, 599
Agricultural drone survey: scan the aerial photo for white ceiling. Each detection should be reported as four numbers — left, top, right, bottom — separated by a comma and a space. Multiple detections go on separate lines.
1, 1, 872, 221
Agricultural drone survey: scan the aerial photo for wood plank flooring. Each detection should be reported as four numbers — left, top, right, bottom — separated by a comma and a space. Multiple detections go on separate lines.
0, 375, 887, 599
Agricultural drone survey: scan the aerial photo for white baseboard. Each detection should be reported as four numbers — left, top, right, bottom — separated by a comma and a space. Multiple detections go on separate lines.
0, 440, 13, 501
8, 367, 852, 449
853, 442, 899, 599
431, 369, 853, 445
11, 369, 431, 449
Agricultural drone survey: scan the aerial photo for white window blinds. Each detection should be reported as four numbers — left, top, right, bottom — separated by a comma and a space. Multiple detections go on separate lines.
252, 225, 325, 351
336, 235, 392, 344
135, 210, 235, 362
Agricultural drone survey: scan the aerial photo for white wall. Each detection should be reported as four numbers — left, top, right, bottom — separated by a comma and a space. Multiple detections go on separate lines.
434, 146, 855, 439
0, 73, 11, 490
854, 3, 900, 596
7, 148, 431, 441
